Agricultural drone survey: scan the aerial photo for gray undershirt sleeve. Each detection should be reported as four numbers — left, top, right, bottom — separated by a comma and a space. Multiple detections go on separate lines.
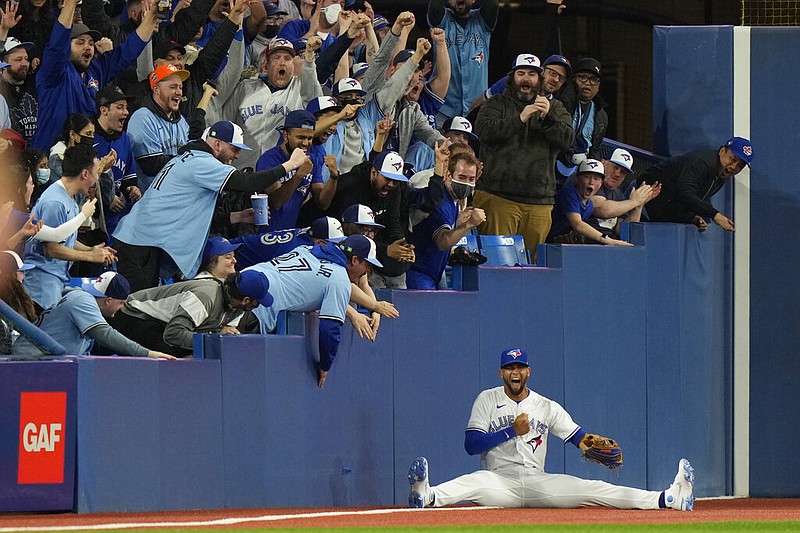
86, 323, 149, 357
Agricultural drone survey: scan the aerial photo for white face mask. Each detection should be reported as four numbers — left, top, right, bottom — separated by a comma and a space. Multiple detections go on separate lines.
320, 3, 341, 25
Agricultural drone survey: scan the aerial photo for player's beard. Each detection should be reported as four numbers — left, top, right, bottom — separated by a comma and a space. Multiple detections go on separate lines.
503, 373, 528, 398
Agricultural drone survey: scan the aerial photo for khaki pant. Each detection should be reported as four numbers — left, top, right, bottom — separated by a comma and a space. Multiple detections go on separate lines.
473, 190, 553, 262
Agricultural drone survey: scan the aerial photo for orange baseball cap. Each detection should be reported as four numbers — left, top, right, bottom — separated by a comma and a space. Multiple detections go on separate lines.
149, 63, 190, 89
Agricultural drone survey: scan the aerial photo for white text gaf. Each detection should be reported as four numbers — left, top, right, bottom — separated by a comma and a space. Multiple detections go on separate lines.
22, 423, 62, 452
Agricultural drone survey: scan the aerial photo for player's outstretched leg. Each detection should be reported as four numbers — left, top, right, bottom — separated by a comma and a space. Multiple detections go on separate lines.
663, 458, 695, 511
408, 456, 433, 508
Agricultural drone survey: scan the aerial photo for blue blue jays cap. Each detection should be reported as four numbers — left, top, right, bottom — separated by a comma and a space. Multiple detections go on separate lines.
500, 348, 529, 368
236, 270, 273, 307
338, 234, 383, 268
373, 14, 390, 31
203, 121, 252, 150
373, 150, 408, 182
82, 272, 131, 300
543, 54, 572, 75
203, 236, 242, 263
308, 216, 346, 243
307, 96, 341, 116
282, 109, 317, 131
725, 136, 754, 166
341, 204, 385, 228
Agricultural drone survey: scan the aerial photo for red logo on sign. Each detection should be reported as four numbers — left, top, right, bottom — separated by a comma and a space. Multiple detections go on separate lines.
18, 392, 67, 484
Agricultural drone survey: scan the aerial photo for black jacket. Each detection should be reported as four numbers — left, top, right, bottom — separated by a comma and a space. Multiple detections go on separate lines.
638, 150, 725, 222
325, 161, 410, 277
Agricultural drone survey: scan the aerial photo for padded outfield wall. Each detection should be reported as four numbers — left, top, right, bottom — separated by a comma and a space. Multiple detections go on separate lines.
653, 25, 800, 497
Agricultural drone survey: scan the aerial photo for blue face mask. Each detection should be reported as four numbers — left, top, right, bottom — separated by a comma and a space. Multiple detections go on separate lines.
35, 168, 50, 185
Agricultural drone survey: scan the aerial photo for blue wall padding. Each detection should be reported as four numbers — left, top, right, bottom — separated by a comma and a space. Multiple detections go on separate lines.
76, 357, 223, 512
652, 26, 733, 158
747, 27, 800, 498
0, 361, 77, 512
476, 266, 567, 474
2, 221, 739, 511
631, 223, 731, 496
545, 245, 649, 490
390, 290, 483, 505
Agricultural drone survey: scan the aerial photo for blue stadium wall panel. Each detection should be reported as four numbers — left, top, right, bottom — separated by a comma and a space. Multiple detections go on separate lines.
476, 267, 567, 476
545, 245, 649, 490
390, 290, 482, 506
747, 27, 800, 497
2, 222, 738, 511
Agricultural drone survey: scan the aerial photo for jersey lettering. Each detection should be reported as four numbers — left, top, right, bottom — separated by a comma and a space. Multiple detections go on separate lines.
241, 104, 264, 123
151, 162, 175, 190
488, 414, 515, 433
269, 251, 312, 272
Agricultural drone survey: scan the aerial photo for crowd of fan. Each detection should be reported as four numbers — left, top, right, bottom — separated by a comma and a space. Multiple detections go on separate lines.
0, 0, 754, 369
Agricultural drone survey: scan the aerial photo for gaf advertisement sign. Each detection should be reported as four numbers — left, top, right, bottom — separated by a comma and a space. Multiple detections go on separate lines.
18, 392, 67, 484
0, 361, 77, 512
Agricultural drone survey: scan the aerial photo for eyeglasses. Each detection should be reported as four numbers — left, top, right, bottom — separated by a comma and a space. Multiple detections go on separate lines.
575, 74, 601, 86
543, 67, 567, 82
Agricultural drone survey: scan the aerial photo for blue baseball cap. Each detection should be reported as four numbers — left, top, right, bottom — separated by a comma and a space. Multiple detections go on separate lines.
338, 234, 383, 268
308, 216, 346, 242
236, 270, 273, 307
373, 151, 409, 182
500, 348, 529, 368
82, 272, 131, 300
0, 250, 33, 272
725, 136, 754, 166
203, 121, 252, 150
341, 204, 385, 228
543, 54, 572, 75
307, 96, 341, 116
203, 236, 242, 263
373, 14, 390, 31
351, 62, 370, 79
282, 109, 317, 131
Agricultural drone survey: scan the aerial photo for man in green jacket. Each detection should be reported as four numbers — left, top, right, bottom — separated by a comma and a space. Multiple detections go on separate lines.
473, 53, 573, 261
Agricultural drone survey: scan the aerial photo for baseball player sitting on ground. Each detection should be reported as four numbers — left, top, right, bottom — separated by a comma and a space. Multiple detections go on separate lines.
407, 347, 695, 511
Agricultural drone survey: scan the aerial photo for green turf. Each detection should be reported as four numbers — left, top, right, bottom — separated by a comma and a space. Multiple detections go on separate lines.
32, 522, 797, 533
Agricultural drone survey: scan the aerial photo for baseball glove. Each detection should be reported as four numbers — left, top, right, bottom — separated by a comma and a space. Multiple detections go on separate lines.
579, 433, 623, 470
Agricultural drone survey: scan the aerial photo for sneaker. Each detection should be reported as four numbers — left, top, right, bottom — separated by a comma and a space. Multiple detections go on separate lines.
664, 458, 695, 511
407, 456, 431, 508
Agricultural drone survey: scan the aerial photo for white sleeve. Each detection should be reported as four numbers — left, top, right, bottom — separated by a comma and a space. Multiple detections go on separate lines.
466, 390, 495, 433
33, 212, 89, 242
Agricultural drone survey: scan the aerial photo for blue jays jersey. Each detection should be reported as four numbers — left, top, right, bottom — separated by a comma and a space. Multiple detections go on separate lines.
113, 149, 235, 279
256, 145, 323, 231
36, 289, 105, 355
431, 8, 493, 119
244, 244, 351, 332
94, 130, 137, 236
230, 227, 314, 270
548, 182, 594, 240
468, 386, 580, 472
407, 179, 458, 288
23, 181, 79, 309
126, 108, 189, 191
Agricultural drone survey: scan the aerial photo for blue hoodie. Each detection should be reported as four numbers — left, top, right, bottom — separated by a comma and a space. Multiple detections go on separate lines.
31, 21, 149, 150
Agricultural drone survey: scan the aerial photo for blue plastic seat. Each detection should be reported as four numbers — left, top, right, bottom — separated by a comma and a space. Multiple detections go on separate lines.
477, 235, 531, 266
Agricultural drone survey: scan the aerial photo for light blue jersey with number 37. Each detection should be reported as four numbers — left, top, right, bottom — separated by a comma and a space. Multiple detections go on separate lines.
244, 245, 351, 333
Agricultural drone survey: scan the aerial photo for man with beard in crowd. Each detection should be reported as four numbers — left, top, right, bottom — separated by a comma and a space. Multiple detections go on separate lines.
473, 53, 573, 262
0, 37, 38, 143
